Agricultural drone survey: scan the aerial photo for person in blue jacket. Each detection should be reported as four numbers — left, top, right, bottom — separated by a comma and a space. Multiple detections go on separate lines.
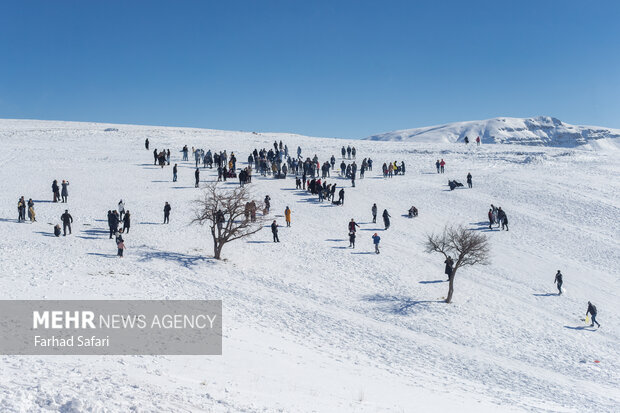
372, 233, 381, 254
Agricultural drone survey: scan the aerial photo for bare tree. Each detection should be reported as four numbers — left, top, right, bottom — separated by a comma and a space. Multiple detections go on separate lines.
191, 182, 267, 260
425, 225, 490, 303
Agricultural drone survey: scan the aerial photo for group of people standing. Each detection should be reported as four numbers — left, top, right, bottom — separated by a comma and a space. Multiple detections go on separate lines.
52, 179, 69, 203
17, 196, 36, 222
488, 204, 509, 230
381, 161, 405, 177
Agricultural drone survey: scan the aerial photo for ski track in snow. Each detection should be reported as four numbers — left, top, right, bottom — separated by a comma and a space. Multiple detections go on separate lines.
0, 119, 618, 412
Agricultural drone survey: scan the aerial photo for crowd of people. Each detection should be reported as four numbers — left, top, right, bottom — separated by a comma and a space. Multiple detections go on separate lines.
10, 132, 601, 329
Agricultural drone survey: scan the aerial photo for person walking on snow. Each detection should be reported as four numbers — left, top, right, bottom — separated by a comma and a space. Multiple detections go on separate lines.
498, 207, 508, 231
554, 270, 563, 295
586, 301, 600, 327
476, 136, 481, 146
371, 203, 378, 223
382, 209, 391, 230
285, 206, 291, 227
145, 138, 149, 150
163, 202, 171, 224
271, 220, 280, 242
435, 160, 440, 173
440, 159, 445, 174
173, 164, 178, 182
372, 233, 381, 254
195, 168, 200, 188
60, 209, 73, 236
467, 173, 472, 188
338, 188, 345, 205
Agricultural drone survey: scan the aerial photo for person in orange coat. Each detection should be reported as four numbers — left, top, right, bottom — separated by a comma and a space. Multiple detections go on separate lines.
284, 206, 291, 227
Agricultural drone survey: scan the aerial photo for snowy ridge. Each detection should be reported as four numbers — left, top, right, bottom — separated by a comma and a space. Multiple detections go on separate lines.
366, 116, 620, 148
0, 119, 618, 412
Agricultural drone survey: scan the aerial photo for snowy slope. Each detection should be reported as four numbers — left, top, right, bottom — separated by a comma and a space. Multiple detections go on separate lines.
366, 116, 620, 148
0, 119, 619, 412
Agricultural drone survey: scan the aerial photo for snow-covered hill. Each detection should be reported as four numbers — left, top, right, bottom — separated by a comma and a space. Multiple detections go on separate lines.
366, 116, 620, 148
0, 119, 618, 412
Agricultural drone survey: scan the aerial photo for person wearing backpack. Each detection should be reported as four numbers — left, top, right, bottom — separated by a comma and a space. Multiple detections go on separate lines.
586, 301, 600, 328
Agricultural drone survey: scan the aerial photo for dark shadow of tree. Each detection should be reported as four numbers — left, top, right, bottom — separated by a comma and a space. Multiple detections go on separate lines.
138, 249, 213, 269
363, 294, 442, 315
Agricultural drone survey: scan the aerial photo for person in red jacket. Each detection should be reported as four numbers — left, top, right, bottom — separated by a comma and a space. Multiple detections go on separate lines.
440, 159, 446, 173
476, 136, 481, 146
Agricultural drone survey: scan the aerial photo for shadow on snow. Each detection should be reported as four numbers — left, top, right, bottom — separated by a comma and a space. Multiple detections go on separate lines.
363, 294, 443, 315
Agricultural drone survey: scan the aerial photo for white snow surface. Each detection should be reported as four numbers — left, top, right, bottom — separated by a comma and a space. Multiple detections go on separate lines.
366, 116, 620, 148
0, 119, 619, 412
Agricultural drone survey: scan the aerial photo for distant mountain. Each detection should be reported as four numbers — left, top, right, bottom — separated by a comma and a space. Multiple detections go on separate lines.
365, 116, 620, 147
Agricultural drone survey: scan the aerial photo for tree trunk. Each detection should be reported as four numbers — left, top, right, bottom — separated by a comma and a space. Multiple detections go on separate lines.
211, 227, 221, 260
213, 241, 222, 260
445, 269, 456, 303
214, 243, 222, 260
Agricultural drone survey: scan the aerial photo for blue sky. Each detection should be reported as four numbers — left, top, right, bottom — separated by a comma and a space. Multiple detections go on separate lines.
1, 1, 619, 138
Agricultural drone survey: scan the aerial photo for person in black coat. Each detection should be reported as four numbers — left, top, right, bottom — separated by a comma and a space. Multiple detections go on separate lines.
173, 164, 178, 182
163, 202, 171, 224
338, 188, 345, 205
498, 208, 508, 231
444, 256, 454, 280
123, 211, 131, 233
271, 220, 280, 242
145, 138, 149, 150
107, 210, 115, 238
372, 203, 378, 223
349, 231, 356, 248
586, 301, 600, 327
382, 209, 391, 230
467, 173, 472, 188
60, 210, 73, 236
109, 210, 119, 238
153, 149, 158, 165
554, 270, 563, 295
195, 168, 200, 188
52, 180, 60, 202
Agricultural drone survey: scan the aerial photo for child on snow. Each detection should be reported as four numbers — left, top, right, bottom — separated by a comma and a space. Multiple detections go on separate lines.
117, 236, 125, 257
